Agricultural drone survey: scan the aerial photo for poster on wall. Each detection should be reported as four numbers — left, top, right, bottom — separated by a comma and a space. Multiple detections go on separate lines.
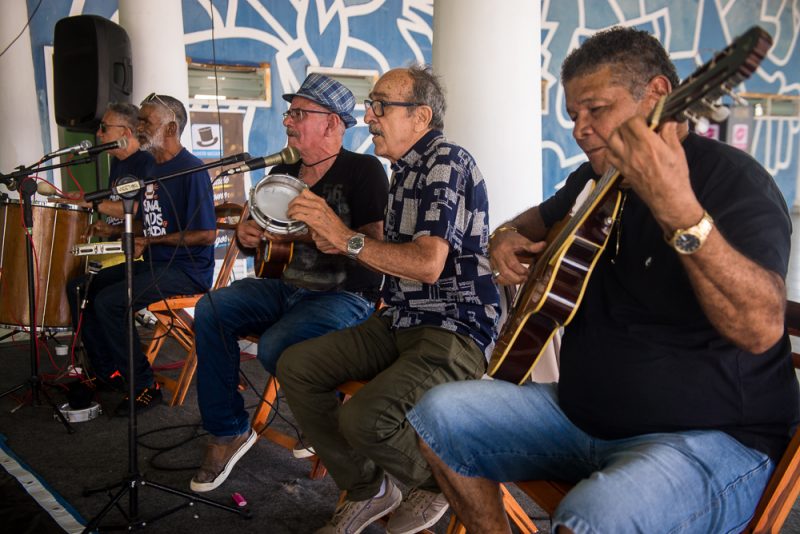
189, 110, 246, 261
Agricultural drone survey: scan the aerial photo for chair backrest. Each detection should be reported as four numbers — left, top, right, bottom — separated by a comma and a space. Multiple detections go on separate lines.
745, 299, 800, 533
210, 202, 247, 291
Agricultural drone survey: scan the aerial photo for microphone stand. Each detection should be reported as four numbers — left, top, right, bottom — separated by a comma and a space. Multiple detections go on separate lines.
82, 155, 251, 532
0, 157, 94, 432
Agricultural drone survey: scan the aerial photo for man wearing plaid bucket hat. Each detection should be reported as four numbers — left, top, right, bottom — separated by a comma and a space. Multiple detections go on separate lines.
190, 73, 388, 493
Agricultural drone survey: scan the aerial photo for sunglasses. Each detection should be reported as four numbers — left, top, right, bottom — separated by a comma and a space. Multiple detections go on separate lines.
142, 92, 177, 123
99, 122, 127, 134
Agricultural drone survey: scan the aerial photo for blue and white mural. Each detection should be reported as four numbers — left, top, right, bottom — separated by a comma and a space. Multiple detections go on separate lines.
23, 0, 800, 204
541, 0, 800, 203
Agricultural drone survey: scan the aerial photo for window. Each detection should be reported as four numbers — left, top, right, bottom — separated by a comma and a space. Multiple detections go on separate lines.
188, 60, 271, 104
306, 67, 378, 105
741, 93, 800, 118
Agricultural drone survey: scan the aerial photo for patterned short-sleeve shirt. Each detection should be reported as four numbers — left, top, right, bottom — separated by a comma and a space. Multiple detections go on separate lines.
381, 130, 500, 356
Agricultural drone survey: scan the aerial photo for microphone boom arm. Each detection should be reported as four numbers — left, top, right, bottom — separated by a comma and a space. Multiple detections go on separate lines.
84, 152, 250, 203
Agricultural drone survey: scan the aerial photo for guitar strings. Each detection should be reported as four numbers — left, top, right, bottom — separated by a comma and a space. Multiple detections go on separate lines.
610, 190, 628, 264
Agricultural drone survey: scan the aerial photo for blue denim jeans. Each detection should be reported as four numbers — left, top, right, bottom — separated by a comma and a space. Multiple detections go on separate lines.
66, 262, 206, 391
194, 277, 374, 437
408, 380, 774, 534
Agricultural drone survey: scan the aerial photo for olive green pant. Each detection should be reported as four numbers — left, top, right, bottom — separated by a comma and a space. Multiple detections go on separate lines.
277, 314, 487, 500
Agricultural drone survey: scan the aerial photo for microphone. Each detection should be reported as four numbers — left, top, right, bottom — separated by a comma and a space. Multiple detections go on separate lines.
220, 146, 301, 176
45, 139, 92, 159
77, 137, 128, 157
216, 152, 251, 166
81, 261, 103, 310
36, 181, 59, 196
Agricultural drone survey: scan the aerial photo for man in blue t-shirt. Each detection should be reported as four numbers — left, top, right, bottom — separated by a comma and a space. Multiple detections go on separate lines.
277, 65, 500, 534
73, 94, 215, 415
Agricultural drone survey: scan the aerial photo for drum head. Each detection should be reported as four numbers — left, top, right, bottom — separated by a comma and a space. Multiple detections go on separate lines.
249, 174, 308, 235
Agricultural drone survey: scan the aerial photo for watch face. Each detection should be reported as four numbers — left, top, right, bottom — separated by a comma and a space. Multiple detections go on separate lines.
675, 233, 700, 253
347, 234, 365, 255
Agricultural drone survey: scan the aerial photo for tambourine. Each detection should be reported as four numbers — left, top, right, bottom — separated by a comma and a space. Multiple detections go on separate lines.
248, 173, 308, 235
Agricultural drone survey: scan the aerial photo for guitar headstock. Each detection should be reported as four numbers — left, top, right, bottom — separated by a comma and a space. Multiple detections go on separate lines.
655, 26, 772, 129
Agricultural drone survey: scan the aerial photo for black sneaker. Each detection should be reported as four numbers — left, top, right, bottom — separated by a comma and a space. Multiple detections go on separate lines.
115, 384, 163, 416
94, 372, 126, 393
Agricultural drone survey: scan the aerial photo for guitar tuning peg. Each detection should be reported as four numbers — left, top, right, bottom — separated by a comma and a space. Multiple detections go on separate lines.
694, 116, 711, 134
708, 104, 730, 122
695, 97, 731, 123
721, 86, 748, 106
684, 109, 715, 133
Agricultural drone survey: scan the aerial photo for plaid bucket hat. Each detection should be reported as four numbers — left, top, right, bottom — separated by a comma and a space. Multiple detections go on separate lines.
282, 73, 357, 128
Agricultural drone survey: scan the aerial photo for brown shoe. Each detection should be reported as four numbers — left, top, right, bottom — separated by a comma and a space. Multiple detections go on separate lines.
190, 429, 257, 493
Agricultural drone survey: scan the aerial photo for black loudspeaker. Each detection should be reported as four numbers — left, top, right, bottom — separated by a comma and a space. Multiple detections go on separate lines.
53, 15, 132, 131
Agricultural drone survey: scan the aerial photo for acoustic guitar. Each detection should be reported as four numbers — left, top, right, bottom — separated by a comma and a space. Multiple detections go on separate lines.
488, 26, 774, 384
254, 240, 294, 278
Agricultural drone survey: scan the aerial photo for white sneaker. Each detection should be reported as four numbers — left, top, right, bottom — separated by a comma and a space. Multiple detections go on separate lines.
385, 487, 450, 534
293, 437, 316, 458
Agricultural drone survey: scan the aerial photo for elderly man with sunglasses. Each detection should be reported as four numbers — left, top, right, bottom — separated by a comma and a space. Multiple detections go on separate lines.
72, 93, 216, 415
70, 102, 154, 236
274, 65, 500, 534
188, 74, 388, 494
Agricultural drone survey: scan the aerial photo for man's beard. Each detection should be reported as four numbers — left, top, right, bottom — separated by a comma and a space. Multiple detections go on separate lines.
140, 128, 165, 154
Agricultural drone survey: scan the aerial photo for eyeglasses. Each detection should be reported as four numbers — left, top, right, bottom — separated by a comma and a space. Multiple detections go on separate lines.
363, 99, 423, 117
282, 108, 333, 122
99, 122, 127, 133
142, 92, 177, 123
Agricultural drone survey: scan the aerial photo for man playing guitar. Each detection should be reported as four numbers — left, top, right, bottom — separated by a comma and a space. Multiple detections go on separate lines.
408, 26, 798, 533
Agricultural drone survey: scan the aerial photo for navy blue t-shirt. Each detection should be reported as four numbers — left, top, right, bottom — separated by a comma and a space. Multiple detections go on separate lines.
106, 150, 155, 226
139, 148, 216, 289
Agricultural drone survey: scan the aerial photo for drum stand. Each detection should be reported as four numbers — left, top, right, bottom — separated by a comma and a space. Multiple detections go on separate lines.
0, 177, 73, 432
82, 170, 249, 532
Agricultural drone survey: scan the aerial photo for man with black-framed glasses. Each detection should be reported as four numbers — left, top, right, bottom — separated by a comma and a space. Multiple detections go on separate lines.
71, 93, 216, 416
278, 65, 499, 534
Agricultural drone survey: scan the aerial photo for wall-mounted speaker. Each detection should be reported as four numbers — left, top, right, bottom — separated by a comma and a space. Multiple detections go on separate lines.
53, 15, 132, 131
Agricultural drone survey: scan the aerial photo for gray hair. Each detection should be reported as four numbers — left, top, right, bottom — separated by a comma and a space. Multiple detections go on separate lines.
561, 26, 680, 100
106, 102, 139, 130
142, 94, 188, 135
408, 65, 446, 130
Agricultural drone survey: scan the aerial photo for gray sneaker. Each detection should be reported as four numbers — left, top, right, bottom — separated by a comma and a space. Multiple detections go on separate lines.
385, 488, 449, 534
190, 429, 257, 493
315, 477, 402, 534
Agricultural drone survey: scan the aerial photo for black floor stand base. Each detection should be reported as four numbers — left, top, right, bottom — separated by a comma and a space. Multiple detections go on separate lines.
82, 472, 251, 532
0, 374, 74, 433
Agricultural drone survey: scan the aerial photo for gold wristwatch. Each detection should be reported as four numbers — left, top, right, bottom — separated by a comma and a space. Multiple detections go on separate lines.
666, 211, 714, 255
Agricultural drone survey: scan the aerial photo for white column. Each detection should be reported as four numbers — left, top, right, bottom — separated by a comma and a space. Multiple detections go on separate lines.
795, 131, 800, 213
0, 0, 44, 179
433, 0, 541, 229
118, 0, 191, 146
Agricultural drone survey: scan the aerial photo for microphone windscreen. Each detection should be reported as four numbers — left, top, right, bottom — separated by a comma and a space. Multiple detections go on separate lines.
117, 136, 128, 150
281, 146, 301, 164
36, 181, 58, 196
